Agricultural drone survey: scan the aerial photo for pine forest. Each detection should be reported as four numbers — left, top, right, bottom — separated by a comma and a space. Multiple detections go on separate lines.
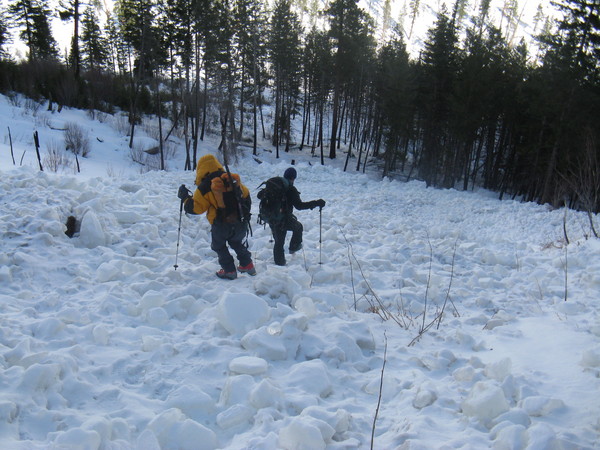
0, 0, 598, 215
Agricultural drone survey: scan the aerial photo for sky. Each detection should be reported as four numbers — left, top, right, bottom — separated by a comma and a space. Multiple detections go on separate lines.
1, 90, 599, 449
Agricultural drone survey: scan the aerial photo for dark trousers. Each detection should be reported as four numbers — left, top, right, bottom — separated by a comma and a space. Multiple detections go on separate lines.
271, 215, 303, 266
211, 221, 251, 272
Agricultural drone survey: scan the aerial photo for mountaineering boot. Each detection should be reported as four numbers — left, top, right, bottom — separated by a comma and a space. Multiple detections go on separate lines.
238, 262, 257, 276
289, 243, 302, 254
216, 269, 237, 280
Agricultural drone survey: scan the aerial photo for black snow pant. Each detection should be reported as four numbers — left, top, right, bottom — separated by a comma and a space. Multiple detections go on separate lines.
211, 220, 251, 272
270, 215, 303, 266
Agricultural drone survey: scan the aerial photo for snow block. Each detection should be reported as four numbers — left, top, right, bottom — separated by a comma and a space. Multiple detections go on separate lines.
292, 297, 317, 318
165, 385, 215, 420
462, 381, 510, 424
581, 345, 600, 368
140, 290, 165, 310
0, 266, 12, 283
241, 328, 288, 360
146, 408, 218, 450
485, 357, 512, 382
146, 307, 169, 327
219, 375, 255, 407
520, 396, 565, 417
216, 404, 254, 429
492, 423, 527, 449
54, 428, 101, 449
217, 293, 270, 335
413, 386, 438, 409
229, 356, 268, 375
308, 291, 348, 312
301, 406, 351, 436
79, 209, 106, 248
279, 417, 328, 450
96, 261, 121, 283
19, 363, 62, 393
284, 360, 332, 398
250, 379, 284, 409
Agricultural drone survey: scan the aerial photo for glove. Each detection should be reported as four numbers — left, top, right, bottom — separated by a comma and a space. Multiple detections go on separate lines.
178, 184, 191, 201
315, 199, 325, 209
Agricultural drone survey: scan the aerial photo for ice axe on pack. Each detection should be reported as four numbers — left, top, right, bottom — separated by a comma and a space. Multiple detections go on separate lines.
174, 184, 192, 270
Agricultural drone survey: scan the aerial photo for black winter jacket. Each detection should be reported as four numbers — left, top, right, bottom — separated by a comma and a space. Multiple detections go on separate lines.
285, 185, 320, 215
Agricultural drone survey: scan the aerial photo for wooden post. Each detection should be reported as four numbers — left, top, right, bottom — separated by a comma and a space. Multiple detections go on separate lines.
8, 127, 15, 165
34, 131, 43, 171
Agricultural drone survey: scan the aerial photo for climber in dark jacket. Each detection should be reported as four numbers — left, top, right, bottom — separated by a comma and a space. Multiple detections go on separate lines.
270, 167, 325, 266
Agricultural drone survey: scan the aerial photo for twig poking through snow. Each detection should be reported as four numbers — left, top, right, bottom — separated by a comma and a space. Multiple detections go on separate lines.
371, 331, 387, 450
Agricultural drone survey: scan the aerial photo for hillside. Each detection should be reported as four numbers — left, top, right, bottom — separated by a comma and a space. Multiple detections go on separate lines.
1, 94, 599, 448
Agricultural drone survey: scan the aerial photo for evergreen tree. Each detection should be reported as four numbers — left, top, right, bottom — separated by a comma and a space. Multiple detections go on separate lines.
114, 0, 165, 79
80, 6, 107, 71
232, 0, 268, 153
268, 0, 302, 156
374, 35, 415, 177
532, 4, 545, 33
408, 0, 420, 39
326, 0, 373, 159
416, 6, 459, 187
8, 0, 59, 61
104, 12, 127, 74
474, 0, 491, 36
527, 0, 600, 207
114, 0, 166, 147
499, 0, 519, 44
380, 0, 392, 42
552, 0, 600, 75
200, 0, 241, 160
0, 10, 9, 58
302, 26, 332, 163
58, 0, 92, 77
451, 0, 469, 29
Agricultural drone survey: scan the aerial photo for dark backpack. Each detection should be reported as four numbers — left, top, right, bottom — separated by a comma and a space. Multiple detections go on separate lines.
257, 177, 290, 226
201, 170, 252, 226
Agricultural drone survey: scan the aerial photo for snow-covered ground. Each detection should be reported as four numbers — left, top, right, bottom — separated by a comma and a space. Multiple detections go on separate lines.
1, 94, 599, 449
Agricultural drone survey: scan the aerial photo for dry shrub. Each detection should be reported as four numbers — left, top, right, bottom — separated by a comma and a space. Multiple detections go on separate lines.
64, 122, 90, 157
111, 114, 130, 135
44, 140, 73, 173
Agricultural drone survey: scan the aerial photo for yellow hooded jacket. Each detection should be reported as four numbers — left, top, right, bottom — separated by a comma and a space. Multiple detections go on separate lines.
183, 154, 250, 224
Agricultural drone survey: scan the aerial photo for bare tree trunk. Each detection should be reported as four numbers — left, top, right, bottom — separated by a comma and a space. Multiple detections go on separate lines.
329, 80, 340, 159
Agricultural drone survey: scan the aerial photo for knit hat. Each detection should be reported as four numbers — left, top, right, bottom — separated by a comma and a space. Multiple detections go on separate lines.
284, 167, 297, 180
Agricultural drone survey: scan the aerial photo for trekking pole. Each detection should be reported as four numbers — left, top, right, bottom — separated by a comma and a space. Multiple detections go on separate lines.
174, 199, 184, 270
319, 206, 323, 265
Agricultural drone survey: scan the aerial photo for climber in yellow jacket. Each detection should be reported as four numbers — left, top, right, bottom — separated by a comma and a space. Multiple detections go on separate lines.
178, 154, 255, 279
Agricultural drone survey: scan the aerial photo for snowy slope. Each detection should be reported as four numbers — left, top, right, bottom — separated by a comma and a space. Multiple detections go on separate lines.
1, 94, 599, 449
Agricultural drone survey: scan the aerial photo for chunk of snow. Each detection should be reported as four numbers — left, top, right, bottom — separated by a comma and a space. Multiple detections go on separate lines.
462, 381, 510, 424
216, 404, 254, 429
79, 209, 106, 248
146, 408, 218, 450
250, 379, 284, 409
485, 357, 512, 382
520, 396, 565, 417
279, 417, 328, 450
581, 345, 600, 368
229, 356, 268, 375
165, 385, 215, 419
217, 293, 270, 335
284, 360, 332, 398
